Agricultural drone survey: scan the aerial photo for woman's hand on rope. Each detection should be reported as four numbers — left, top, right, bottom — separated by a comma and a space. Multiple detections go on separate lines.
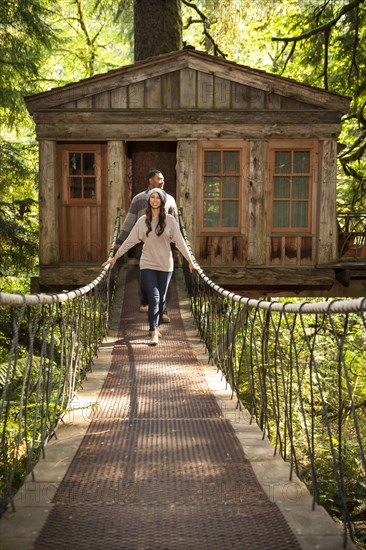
102, 255, 117, 269
188, 260, 199, 273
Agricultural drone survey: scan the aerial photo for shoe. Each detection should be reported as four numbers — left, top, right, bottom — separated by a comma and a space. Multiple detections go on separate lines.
139, 305, 148, 313
149, 329, 162, 338
150, 331, 159, 345
162, 314, 170, 323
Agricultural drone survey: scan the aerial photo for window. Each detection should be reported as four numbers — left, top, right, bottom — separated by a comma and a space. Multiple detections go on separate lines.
68, 151, 96, 200
202, 149, 241, 231
272, 149, 311, 231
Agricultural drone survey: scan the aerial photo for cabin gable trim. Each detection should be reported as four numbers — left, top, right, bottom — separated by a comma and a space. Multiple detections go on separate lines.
25, 50, 351, 115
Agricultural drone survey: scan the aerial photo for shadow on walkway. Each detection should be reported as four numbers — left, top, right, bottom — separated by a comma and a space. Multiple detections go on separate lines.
34, 267, 301, 549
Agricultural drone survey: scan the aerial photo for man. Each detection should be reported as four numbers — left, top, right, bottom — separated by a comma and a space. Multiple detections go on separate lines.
114, 169, 178, 322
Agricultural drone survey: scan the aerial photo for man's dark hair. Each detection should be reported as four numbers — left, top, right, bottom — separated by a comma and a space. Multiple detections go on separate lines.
148, 169, 161, 180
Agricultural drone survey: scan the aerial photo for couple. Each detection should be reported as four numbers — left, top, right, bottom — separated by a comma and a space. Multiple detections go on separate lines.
103, 173, 197, 346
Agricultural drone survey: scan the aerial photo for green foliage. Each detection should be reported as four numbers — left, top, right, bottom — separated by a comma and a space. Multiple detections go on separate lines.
40, 0, 132, 84
0, 0, 56, 126
0, 140, 39, 278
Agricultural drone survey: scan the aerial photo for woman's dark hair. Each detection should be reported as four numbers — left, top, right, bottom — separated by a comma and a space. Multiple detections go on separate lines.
145, 198, 166, 237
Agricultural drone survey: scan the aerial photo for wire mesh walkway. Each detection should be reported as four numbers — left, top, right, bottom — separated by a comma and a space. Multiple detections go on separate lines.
33, 266, 302, 549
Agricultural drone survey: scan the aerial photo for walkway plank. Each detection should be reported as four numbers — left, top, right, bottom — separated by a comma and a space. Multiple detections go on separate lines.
32, 266, 301, 549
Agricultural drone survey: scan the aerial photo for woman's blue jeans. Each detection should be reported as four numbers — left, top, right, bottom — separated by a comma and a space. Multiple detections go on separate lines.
140, 269, 172, 331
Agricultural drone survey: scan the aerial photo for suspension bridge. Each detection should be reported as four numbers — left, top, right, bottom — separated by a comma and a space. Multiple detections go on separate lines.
0, 223, 364, 549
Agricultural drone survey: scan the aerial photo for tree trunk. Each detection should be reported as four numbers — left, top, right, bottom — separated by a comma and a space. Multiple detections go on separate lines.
134, 0, 182, 62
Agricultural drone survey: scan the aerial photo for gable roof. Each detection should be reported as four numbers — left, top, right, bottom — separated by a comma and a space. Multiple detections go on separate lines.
25, 49, 351, 114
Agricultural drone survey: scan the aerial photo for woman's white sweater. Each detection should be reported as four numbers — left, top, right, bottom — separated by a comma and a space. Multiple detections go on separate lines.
114, 214, 193, 272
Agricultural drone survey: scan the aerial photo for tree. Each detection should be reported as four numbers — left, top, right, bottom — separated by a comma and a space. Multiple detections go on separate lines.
0, 0, 55, 126
270, 0, 366, 209
134, 0, 182, 61
0, 0, 55, 288
0, 141, 38, 283
42, 0, 131, 82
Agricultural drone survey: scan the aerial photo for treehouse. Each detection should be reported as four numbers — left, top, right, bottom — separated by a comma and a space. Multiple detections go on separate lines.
25, 49, 364, 296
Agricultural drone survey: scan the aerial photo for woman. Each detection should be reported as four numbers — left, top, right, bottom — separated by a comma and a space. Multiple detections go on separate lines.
103, 187, 196, 345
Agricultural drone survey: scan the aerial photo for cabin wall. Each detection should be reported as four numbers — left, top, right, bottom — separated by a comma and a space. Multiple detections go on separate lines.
190, 136, 338, 276
37, 133, 340, 289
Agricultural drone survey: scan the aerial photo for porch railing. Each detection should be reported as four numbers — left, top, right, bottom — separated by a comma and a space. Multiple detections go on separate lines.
338, 211, 366, 260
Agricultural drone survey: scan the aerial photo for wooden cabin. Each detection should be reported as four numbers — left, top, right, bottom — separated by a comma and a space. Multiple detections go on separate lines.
26, 49, 362, 296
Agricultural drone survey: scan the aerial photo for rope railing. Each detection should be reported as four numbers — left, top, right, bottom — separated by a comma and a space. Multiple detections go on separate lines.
180, 216, 366, 549
0, 209, 121, 516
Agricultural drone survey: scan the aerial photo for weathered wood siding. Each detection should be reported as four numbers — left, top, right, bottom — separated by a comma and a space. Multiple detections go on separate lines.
318, 140, 338, 265
176, 140, 196, 243
269, 235, 314, 265
39, 140, 59, 264
107, 141, 126, 251
196, 236, 246, 265
56, 70, 332, 112
248, 140, 266, 265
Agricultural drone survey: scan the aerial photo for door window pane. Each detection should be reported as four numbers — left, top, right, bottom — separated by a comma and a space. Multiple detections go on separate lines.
69, 153, 81, 175
84, 177, 96, 198
70, 177, 82, 198
83, 153, 95, 175
68, 152, 96, 200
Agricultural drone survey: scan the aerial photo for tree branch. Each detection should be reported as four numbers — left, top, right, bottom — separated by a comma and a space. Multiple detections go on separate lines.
323, 28, 329, 89
348, 5, 360, 81
182, 0, 226, 58
272, 0, 365, 43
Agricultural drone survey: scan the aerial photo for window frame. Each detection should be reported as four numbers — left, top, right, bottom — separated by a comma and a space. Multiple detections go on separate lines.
198, 142, 244, 234
269, 142, 316, 234
59, 144, 102, 206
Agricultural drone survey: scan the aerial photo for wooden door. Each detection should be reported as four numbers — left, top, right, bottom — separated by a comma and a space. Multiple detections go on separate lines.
58, 144, 106, 262
128, 141, 177, 200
